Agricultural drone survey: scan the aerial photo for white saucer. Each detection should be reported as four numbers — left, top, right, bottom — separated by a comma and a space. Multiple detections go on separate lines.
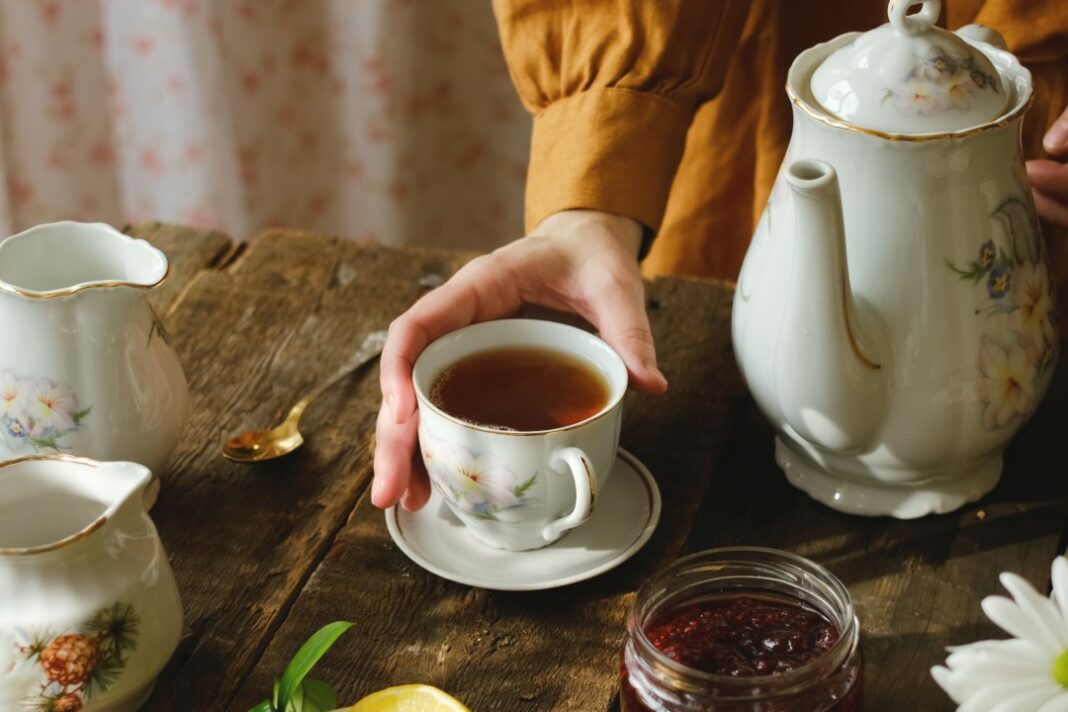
385, 448, 661, 591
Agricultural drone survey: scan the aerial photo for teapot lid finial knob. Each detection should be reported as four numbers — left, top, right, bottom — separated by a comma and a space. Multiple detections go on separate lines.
809, 0, 1010, 134
888, 0, 942, 36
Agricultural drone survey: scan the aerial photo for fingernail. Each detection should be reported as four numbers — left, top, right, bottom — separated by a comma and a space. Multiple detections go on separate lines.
644, 360, 668, 387
370, 476, 383, 504
1045, 119, 1068, 153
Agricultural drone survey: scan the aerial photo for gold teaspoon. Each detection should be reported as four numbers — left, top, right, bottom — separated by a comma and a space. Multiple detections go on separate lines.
222, 330, 388, 463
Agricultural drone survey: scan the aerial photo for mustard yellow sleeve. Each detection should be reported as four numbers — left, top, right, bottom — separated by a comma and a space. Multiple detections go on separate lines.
971, 0, 1068, 62
492, 0, 750, 233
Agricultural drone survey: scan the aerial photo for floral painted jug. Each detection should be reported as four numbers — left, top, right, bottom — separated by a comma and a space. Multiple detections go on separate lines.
0, 456, 183, 711
732, 1, 1055, 517
0, 222, 188, 474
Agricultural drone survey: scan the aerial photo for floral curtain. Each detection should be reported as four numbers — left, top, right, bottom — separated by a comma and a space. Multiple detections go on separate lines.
0, 0, 530, 251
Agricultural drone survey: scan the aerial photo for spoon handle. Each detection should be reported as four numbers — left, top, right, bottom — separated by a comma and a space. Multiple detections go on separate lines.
287, 330, 388, 423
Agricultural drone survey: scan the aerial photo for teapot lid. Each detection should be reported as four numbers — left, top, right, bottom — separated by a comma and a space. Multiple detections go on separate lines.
810, 0, 1009, 134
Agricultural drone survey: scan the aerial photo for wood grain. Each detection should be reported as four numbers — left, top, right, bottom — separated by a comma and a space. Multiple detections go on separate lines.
686, 362, 1068, 710
226, 276, 745, 712
138, 228, 476, 710
124, 221, 236, 315
130, 223, 1068, 711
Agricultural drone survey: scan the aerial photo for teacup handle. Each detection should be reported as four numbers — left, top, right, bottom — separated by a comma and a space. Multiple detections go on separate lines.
542, 446, 596, 543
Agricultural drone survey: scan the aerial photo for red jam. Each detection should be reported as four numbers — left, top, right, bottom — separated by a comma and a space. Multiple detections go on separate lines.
621, 593, 863, 711
645, 595, 839, 676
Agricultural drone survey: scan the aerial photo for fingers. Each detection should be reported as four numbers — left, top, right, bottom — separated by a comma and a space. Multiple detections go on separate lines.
371, 403, 419, 508
1028, 160, 1068, 200
400, 454, 431, 512
374, 253, 524, 511
380, 254, 521, 425
1028, 160, 1068, 228
1044, 104, 1068, 157
1034, 190, 1068, 229
581, 268, 668, 396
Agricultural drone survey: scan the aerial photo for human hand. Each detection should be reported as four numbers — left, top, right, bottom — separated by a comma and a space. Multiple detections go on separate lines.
1027, 104, 1068, 228
371, 209, 668, 511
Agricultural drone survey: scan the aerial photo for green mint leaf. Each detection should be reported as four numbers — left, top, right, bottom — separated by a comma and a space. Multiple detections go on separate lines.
276, 621, 353, 712
287, 679, 337, 712
246, 700, 274, 712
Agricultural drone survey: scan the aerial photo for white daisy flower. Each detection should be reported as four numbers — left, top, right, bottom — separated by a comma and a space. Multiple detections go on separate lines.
932, 557, 1068, 711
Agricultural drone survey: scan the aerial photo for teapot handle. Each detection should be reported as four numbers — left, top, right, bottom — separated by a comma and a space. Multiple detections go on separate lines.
889, 1, 941, 36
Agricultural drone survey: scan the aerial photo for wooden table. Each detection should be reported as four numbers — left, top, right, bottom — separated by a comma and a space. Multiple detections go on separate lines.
133, 223, 1068, 711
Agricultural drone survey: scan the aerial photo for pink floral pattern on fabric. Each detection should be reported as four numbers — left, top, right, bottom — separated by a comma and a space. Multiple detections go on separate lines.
0, 0, 529, 252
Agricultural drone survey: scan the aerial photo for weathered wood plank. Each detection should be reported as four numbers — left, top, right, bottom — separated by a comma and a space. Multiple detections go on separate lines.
227, 276, 746, 712
144, 230, 476, 710
686, 358, 1068, 709
124, 222, 235, 315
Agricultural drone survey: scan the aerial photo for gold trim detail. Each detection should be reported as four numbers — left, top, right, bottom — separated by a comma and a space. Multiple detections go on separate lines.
842, 279, 881, 370
581, 455, 597, 511
0, 454, 106, 556
786, 82, 1033, 143
415, 380, 624, 436
0, 261, 170, 300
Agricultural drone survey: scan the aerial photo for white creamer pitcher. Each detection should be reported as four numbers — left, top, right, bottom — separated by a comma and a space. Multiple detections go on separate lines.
0, 222, 189, 473
0, 456, 183, 711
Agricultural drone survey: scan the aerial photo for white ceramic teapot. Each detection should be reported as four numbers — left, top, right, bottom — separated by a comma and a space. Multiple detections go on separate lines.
0, 222, 188, 473
0, 456, 183, 711
732, 1, 1056, 518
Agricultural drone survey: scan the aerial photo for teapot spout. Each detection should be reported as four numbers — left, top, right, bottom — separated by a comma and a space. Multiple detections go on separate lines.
775, 160, 887, 452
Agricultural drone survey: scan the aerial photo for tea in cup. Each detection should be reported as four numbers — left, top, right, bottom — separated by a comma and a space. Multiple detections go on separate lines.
413, 319, 627, 551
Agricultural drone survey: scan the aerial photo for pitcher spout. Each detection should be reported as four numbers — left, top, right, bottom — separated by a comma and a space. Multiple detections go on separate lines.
0, 221, 168, 299
0, 456, 153, 556
774, 160, 888, 452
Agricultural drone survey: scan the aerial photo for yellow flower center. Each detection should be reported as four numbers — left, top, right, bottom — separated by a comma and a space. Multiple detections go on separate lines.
1053, 649, 1068, 688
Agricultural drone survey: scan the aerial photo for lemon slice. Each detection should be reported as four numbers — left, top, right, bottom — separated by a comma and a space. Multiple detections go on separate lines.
345, 684, 470, 712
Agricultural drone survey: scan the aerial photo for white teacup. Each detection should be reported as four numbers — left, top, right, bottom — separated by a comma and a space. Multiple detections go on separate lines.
413, 319, 627, 551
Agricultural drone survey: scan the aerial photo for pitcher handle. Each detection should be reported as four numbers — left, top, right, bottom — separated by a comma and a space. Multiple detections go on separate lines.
542, 447, 596, 543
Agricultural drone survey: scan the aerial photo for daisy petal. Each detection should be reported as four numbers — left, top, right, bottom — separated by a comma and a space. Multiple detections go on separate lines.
933, 665, 967, 704
1052, 558, 1068, 622
947, 638, 1048, 666
1037, 694, 1068, 712
984, 594, 1063, 654
1001, 572, 1068, 648
964, 677, 1061, 711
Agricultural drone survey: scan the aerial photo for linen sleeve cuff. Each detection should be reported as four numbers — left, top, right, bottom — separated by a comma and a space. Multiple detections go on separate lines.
524, 87, 695, 234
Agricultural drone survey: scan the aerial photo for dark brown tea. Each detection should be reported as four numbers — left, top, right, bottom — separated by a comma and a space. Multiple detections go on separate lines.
430, 347, 610, 431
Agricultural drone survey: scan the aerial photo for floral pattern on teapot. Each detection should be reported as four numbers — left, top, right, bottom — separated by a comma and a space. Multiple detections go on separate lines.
947, 198, 1057, 429
8, 602, 140, 712
887, 49, 1000, 117
0, 370, 90, 453
422, 437, 537, 521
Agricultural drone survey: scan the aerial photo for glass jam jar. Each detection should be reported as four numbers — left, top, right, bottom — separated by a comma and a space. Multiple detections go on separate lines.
620, 547, 862, 711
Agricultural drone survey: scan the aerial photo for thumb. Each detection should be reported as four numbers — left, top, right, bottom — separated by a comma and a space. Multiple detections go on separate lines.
585, 275, 668, 395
